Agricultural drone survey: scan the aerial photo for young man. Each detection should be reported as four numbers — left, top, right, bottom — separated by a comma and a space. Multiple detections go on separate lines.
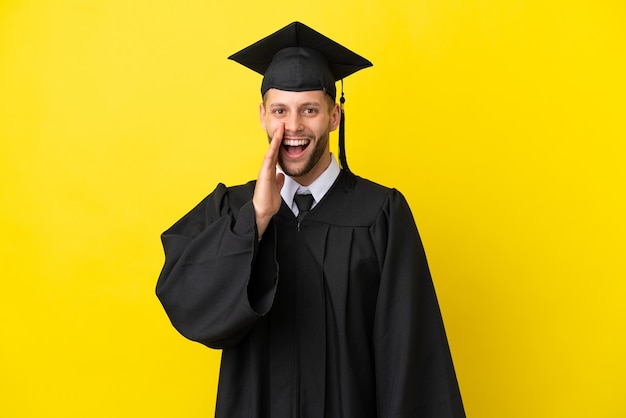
157, 22, 465, 418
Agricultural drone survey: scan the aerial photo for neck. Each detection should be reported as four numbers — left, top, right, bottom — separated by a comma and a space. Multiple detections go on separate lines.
290, 152, 331, 186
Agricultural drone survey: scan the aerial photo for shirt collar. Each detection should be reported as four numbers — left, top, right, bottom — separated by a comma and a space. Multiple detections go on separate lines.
279, 154, 341, 215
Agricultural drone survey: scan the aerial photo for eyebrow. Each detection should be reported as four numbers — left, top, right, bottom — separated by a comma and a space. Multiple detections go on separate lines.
269, 101, 322, 108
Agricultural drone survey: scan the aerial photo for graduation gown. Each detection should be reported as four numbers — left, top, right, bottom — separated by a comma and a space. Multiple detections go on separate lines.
156, 171, 465, 418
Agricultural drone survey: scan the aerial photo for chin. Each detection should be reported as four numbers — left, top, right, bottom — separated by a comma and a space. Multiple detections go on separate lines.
282, 165, 310, 179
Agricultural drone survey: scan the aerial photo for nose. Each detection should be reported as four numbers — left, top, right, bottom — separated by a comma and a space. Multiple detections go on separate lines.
284, 112, 303, 132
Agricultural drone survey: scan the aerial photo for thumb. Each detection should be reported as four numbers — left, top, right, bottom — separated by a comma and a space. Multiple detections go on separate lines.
275, 172, 285, 191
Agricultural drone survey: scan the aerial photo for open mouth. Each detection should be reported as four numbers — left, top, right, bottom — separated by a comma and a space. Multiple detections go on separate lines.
282, 138, 310, 156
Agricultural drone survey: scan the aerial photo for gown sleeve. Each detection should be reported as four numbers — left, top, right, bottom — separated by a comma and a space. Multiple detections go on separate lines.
371, 190, 465, 418
156, 183, 278, 349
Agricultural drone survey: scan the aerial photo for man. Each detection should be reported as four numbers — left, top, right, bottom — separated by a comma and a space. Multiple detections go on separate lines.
157, 22, 465, 418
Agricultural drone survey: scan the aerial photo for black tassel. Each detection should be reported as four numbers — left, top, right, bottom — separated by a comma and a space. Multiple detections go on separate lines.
338, 88, 349, 173
338, 80, 356, 191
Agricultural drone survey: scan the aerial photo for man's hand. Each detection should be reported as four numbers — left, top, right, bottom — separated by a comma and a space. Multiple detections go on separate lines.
253, 123, 285, 238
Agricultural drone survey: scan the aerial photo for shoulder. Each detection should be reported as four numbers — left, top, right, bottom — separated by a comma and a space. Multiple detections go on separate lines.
315, 171, 410, 226
177, 180, 256, 222
215, 180, 256, 210
351, 175, 396, 197
352, 175, 410, 215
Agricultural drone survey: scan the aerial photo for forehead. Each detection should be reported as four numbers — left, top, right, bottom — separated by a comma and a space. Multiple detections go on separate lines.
264, 89, 332, 107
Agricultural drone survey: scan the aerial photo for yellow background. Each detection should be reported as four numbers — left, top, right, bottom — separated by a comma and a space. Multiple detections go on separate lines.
1, 0, 625, 417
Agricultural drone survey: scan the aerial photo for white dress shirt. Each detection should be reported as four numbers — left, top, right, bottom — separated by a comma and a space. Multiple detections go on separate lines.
278, 154, 341, 217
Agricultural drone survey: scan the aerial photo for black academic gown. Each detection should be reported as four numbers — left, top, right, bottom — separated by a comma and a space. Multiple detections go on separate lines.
156, 171, 465, 418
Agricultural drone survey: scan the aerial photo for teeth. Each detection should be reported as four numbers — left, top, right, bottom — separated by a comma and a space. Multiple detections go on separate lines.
283, 139, 309, 146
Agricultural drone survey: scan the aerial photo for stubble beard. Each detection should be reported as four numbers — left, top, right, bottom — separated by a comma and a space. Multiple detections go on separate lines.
270, 131, 330, 179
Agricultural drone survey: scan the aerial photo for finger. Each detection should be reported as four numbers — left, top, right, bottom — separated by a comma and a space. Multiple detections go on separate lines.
267, 123, 284, 165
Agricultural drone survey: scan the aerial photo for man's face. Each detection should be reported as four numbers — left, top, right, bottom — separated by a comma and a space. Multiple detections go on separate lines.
260, 89, 340, 186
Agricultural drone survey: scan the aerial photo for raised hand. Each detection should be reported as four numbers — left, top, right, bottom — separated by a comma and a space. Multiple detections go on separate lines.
253, 123, 285, 238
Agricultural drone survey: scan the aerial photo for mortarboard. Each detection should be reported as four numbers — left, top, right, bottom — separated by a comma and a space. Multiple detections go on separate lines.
228, 22, 372, 174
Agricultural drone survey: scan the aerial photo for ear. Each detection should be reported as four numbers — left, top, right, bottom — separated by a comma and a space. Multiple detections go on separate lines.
329, 102, 341, 131
259, 102, 267, 130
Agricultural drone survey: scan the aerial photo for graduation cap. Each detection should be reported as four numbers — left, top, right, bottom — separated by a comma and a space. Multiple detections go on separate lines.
228, 22, 372, 174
